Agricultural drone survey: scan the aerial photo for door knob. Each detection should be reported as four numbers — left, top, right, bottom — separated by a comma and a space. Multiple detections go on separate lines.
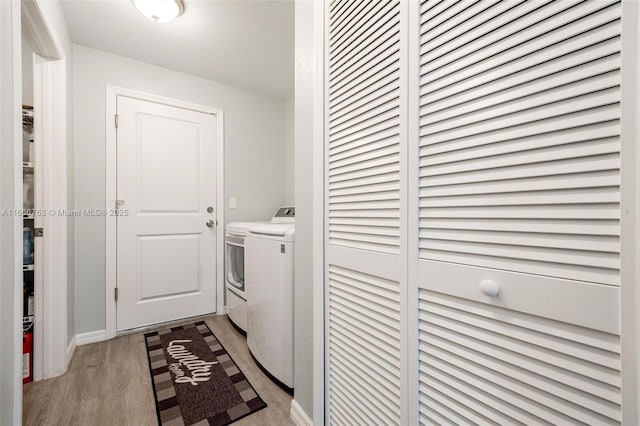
206, 220, 216, 229
480, 279, 500, 297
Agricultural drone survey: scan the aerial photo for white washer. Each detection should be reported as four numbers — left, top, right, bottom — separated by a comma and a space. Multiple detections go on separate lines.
225, 222, 260, 333
245, 206, 295, 390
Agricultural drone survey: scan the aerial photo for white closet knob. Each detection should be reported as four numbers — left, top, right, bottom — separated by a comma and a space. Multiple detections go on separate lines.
480, 279, 500, 297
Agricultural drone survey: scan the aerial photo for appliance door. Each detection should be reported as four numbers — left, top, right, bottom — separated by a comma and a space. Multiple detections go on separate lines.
246, 234, 294, 388
225, 233, 245, 295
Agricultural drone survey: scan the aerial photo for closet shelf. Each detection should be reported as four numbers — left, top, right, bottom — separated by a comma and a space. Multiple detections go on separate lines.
22, 108, 34, 127
23, 162, 34, 169
23, 264, 35, 272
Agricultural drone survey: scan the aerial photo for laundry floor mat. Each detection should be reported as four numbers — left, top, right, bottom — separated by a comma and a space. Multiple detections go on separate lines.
144, 321, 267, 426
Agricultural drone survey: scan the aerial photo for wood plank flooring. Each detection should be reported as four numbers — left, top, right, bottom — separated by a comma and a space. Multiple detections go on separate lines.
23, 315, 295, 426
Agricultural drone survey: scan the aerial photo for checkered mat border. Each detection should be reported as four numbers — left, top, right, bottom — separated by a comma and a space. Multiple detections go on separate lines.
144, 321, 267, 426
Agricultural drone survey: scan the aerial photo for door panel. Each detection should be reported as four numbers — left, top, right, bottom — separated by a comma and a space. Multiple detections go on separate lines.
138, 116, 201, 212
326, 0, 405, 423
116, 96, 217, 331
418, 289, 621, 425
327, 0, 401, 257
328, 264, 402, 422
416, 0, 622, 424
139, 234, 200, 299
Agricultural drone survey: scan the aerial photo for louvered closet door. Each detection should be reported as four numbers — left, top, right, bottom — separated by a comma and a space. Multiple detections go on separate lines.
416, 1, 623, 424
326, 0, 406, 424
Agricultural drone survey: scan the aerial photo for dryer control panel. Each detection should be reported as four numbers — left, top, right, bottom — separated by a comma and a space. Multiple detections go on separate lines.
274, 206, 295, 219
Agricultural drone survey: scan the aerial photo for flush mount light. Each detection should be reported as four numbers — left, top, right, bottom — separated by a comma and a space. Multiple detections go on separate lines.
132, 0, 184, 23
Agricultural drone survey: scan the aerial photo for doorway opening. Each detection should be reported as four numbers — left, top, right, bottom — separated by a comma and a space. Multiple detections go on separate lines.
20, 0, 70, 391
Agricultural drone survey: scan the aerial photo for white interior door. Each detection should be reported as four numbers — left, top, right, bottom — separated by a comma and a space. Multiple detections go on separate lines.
414, 1, 623, 423
324, 0, 629, 424
116, 96, 217, 331
325, 0, 408, 423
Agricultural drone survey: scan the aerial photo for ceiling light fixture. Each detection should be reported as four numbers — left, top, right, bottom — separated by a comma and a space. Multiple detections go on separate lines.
132, 0, 184, 23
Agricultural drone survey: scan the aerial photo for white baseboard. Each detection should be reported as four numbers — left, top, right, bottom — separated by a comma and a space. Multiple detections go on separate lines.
75, 330, 107, 346
66, 335, 77, 368
290, 399, 313, 426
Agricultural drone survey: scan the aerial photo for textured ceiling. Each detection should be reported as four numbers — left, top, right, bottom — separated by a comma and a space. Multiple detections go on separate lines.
60, 0, 294, 99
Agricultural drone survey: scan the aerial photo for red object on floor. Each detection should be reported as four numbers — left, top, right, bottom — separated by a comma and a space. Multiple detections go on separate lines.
23, 332, 33, 384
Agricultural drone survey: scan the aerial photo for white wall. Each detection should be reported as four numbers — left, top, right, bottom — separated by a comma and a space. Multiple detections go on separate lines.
73, 44, 288, 334
0, 1, 24, 422
284, 97, 295, 205
293, 0, 315, 419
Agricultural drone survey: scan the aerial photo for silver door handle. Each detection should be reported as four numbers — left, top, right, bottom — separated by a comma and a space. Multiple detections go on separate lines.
206, 220, 216, 229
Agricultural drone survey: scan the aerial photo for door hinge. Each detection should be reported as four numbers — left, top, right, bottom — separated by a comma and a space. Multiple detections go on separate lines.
34, 227, 44, 237
114, 114, 119, 128
114, 287, 119, 302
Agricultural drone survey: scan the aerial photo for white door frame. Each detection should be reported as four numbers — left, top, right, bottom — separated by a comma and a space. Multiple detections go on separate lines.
22, 0, 69, 382
105, 85, 225, 340
311, 0, 325, 424
620, 0, 640, 422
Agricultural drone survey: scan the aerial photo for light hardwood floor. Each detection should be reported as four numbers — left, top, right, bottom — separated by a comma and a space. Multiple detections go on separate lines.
23, 316, 295, 426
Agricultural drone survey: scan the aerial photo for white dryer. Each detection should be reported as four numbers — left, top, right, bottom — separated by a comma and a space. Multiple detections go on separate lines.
245, 206, 295, 390
225, 221, 260, 333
